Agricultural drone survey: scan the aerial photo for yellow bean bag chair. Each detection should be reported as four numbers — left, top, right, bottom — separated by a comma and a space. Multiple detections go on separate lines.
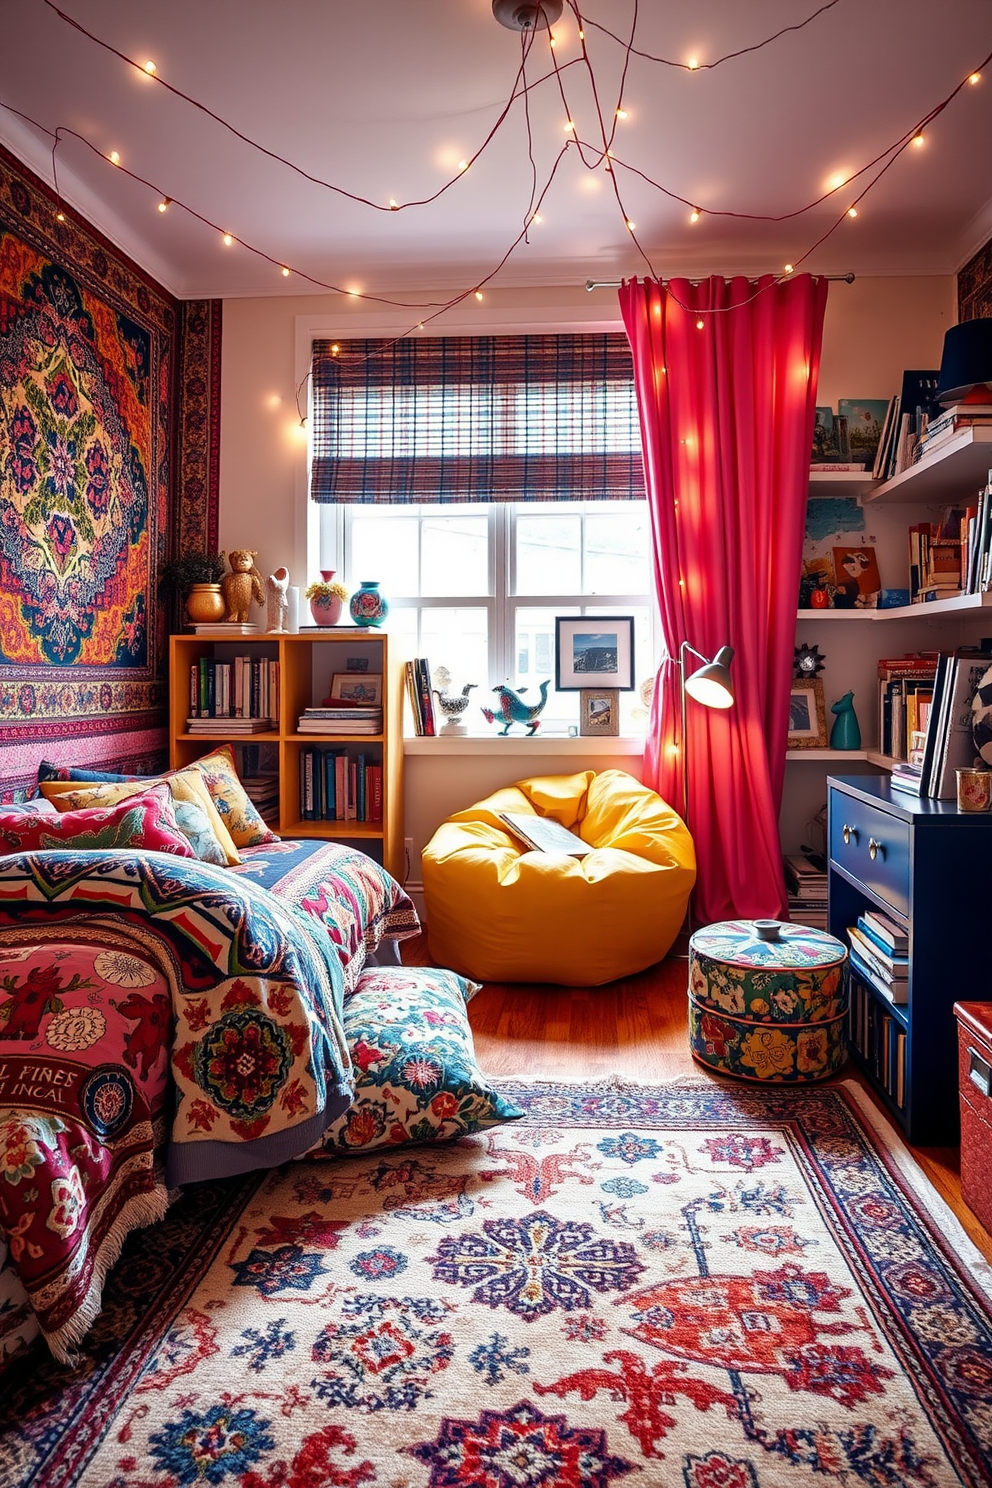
422, 769, 695, 986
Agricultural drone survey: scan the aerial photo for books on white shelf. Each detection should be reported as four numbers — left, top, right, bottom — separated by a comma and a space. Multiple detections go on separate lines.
918, 649, 992, 799
498, 811, 590, 858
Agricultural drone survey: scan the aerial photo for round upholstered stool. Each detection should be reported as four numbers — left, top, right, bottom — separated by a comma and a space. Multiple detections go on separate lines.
688, 918, 848, 1082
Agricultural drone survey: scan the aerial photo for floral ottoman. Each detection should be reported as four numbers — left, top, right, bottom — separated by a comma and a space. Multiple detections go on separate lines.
688, 918, 848, 1083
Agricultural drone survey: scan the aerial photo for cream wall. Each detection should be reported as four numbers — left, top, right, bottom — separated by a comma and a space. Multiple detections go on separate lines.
218, 275, 958, 892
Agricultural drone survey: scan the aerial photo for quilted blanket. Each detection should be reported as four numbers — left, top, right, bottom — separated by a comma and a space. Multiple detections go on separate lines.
0, 851, 353, 1186
0, 926, 171, 1363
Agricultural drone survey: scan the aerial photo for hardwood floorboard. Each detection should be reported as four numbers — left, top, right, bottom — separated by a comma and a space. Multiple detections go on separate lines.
403, 931, 992, 1265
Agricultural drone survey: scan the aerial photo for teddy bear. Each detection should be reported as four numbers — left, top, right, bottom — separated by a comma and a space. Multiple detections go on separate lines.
221, 549, 265, 623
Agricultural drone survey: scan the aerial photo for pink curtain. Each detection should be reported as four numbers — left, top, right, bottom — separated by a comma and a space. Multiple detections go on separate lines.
619, 274, 828, 925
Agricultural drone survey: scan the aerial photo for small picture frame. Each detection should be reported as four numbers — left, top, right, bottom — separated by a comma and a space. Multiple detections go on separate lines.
330, 672, 382, 704
580, 688, 619, 737
555, 616, 635, 691
788, 678, 827, 749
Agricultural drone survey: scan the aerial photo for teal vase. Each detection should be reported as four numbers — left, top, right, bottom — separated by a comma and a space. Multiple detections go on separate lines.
829, 690, 861, 749
349, 580, 388, 628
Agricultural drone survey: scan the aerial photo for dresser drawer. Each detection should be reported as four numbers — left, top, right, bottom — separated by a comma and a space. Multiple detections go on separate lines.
828, 790, 910, 915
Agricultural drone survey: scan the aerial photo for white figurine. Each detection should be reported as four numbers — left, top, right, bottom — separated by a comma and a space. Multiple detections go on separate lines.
266, 566, 290, 632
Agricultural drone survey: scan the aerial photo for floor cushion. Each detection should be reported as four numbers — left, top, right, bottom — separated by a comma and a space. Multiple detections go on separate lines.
421, 769, 695, 985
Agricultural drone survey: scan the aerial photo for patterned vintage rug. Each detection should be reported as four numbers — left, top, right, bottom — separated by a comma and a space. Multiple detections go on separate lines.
2, 1079, 991, 1487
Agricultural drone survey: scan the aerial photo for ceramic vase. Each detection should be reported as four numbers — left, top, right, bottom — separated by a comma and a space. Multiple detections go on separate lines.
829, 690, 861, 749
349, 580, 388, 628
310, 569, 344, 626
185, 583, 226, 623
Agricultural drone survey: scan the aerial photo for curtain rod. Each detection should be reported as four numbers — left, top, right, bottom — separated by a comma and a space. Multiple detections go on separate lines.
585, 272, 856, 291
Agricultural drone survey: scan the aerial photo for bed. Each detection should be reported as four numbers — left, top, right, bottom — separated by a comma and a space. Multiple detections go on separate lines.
0, 810, 421, 1366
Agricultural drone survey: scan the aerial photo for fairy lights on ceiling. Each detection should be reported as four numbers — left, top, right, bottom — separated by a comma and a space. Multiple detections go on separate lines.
2, 0, 989, 338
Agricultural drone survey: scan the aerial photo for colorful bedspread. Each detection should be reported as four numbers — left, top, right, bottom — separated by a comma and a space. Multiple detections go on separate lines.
0, 851, 353, 1187
232, 838, 420, 991
0, 928, 171, 1362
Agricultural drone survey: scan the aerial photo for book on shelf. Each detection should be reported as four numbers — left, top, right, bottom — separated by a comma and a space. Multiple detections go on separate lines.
498, 811, 590, 857
187, 717, 274, 733
809, 462, 866, 473
924, 649, 992, 798
848, 946, 909, 1006
861, 908, 909, 954
404, 658, 437, 736
186, 622, 259, 635
848, 922, 909, 978
297, 719, 381, 734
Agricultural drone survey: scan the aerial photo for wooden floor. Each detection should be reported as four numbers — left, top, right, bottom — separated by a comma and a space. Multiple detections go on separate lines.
403, 932, 992, 1267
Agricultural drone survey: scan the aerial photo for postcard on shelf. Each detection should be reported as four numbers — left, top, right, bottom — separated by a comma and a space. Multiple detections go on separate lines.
838, 399, 890, 468
810, 407, 850, 464
497, 812, 590, 858
832, 544, 882, 607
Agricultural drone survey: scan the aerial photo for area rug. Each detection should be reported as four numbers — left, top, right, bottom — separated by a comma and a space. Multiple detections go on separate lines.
2, 1079, 991, 1487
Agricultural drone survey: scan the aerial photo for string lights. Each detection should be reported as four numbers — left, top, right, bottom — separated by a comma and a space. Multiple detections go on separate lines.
3, 0, 988, 338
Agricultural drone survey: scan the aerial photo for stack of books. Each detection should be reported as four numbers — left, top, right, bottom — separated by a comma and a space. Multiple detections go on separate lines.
241, 774, 280, 824
877, 653, 938, 761
893, 647, 992, 797
405, 659, 437, 736
297, 704, 383, 735
783, 852, 828, 930
187, 715, 274, 734
914, 401, 992, 463
908, 516, 965, 604
846, 912, 909, 1006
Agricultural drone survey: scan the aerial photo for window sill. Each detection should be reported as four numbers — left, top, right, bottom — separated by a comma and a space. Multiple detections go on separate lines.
404, 733, 646, 756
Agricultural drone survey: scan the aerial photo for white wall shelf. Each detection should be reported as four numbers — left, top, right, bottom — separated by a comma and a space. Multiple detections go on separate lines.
786, 748, 869, 761
798, 592, 992, 622
861, 425, 992, 506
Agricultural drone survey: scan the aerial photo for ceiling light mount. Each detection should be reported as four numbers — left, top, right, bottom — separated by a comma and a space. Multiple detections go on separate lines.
492, 0, 562, 32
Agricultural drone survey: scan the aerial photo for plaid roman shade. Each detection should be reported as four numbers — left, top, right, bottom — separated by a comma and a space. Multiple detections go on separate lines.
309, 333, 645, 504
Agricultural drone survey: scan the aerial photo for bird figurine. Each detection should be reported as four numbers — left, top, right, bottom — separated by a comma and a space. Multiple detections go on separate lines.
432, 669, 478, 735
481, 680, 550, 736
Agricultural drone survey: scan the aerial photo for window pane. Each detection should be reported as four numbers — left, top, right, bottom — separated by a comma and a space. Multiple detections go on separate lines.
516, 514, 581, 595
350, 515, 420, 596
513, 606, 578, 731
421, 515, 488, 597
421, 608, 489, 699
586, 509, 651, 595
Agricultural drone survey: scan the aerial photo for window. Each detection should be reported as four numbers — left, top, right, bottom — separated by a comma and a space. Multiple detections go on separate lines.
309, 334, 655, 734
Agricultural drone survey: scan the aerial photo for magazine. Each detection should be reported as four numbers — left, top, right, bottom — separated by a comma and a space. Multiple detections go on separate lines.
498, 812, 590, 857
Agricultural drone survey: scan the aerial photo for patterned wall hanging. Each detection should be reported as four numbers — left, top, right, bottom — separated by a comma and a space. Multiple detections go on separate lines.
0, 144, 220, 796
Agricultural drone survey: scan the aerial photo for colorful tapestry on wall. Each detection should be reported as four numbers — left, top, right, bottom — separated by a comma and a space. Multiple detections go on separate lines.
0, 144, 221, 797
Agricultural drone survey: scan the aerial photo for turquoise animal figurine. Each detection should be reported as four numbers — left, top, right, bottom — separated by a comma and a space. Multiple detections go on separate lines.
829, 690, 861, 750
481, 680, 550, 736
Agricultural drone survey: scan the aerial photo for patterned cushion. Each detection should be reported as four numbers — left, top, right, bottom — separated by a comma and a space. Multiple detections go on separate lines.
0, 784, 195, 858
38, 761, 131, 785
311, 965, 522, 1154
40, 771, 240, 866
181, 744, 279, 848
0, 798, 58, 815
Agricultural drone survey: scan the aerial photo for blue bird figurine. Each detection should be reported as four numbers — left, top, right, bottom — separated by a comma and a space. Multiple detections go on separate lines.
829, 690, 861, 750
481, 680, 550, 736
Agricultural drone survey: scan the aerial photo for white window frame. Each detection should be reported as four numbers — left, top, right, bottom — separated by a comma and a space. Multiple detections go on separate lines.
315, 500, 656, 691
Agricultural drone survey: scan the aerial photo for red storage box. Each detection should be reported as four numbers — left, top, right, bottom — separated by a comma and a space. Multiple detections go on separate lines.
954, 1001, 992, 1235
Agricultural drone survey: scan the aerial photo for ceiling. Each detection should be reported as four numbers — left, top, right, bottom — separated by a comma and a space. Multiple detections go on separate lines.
2, 0, 992, 306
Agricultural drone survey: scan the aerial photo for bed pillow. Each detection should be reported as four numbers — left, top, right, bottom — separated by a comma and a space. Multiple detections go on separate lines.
0, 784, 195, 858
40, 771, 240, 866
0, 798, 58, 815
311, 965, 522, 1154
181, 744, 279, 848
38, 762, 131, 785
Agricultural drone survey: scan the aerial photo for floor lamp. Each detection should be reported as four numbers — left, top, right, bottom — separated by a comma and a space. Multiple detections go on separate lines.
678, 641, 735, 936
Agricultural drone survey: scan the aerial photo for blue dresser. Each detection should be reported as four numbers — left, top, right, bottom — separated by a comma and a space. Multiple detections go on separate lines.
827, 775, 992, 1144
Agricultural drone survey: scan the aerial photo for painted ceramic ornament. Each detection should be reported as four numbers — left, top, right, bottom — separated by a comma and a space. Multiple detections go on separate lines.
829, 689, 862, 749
794, 643, 826, 678
688, 918, 849, 1084
349, 580, 388, 628
481, 680, 550, 736
432, 667, 478, 735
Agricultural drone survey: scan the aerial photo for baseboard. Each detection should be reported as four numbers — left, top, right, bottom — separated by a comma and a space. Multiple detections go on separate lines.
405, 880, 426, 921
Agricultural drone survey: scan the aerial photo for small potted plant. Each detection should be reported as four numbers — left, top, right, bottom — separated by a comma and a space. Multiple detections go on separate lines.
160, 552, 228, 624
305, 571, 349, 626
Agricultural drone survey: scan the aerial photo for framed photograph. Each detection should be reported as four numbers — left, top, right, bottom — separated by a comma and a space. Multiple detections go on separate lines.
555, 616, 635, 692
788, 678, 827, 749
580, 688, 619, 737
330, 672, 383, 704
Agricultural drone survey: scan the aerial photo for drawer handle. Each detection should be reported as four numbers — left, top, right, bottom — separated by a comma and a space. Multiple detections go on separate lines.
868, 837, 884, 861
842, 824, 859, 845
969, 1048, 991, 1099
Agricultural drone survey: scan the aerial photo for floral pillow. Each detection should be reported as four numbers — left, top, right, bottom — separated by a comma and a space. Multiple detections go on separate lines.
40, 770, 240, 866
0, 784, 195, 858
310, 965, 522, 1154
180, 744, 279, 849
